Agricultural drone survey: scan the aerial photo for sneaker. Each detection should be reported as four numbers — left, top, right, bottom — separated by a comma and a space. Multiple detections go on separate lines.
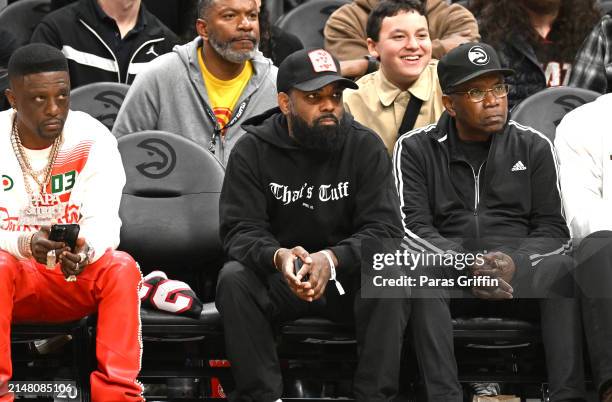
31, 335, 72, 355
470, 382, 501, 396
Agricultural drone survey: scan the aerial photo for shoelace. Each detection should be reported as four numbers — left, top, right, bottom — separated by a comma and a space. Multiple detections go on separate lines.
471, 382, 500, 396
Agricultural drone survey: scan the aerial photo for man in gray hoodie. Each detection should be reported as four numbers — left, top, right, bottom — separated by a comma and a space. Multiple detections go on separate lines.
113, 0, 278, 165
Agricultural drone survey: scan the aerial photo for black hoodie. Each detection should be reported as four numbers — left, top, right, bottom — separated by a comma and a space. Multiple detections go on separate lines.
219, 108, 403, 280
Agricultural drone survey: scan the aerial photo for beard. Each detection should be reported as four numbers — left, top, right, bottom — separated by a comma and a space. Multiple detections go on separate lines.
208, 30, 259, 63
289, 110, 349, 153
521, 0, 561, 14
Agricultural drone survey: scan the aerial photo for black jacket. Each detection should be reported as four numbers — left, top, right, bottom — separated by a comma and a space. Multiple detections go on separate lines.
393, 112, 570, 281
219, 108, 403, 279
31, 0, 179, 88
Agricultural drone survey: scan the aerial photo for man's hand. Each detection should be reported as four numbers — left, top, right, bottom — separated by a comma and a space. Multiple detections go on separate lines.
471, 251, 516, 284
469, 251, 516, 300
275, 246, 314, 301
59, 237, 91, 279
439, 29, 473, 53
30, 226, 68, 265
301, 251, 332, 302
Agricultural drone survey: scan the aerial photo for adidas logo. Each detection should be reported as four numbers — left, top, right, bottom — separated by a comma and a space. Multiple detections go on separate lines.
511, 161, 527, 172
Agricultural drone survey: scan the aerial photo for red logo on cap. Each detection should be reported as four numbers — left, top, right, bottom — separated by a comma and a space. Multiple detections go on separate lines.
308, 50, 337, 73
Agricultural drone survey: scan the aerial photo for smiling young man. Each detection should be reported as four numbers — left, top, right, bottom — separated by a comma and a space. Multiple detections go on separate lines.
0, 44, 143, 401
343, 0, 444, 154
216, 48, 405, 401
393, 43, 584, 400
113, 0, 278, 165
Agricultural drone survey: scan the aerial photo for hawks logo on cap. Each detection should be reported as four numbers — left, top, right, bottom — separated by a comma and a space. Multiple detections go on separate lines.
308, 50, 337, 73
468, 45, 490, 66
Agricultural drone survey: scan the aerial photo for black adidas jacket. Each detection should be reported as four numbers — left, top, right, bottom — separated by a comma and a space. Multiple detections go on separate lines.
220, 108, 403, 280
392, 112, 570, 281
31, 0, 179, 88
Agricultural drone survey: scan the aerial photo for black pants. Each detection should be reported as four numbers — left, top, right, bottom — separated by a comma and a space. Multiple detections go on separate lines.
215, 261, 411, 402
575, 231, 612, 397
410, 254, 586, 402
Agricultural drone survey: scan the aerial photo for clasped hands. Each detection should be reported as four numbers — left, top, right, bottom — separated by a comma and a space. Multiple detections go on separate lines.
274, 246, 333, 302
469, 251, 516, 300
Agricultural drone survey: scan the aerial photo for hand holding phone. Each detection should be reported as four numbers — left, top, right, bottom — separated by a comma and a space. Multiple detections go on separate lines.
48, 224, 80, 253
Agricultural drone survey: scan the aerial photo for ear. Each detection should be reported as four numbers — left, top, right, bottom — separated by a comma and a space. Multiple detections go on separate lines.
5, 88, 15, 110
196, 18, 208, 40
278, 92, 290, 115
366, 38, 379, 59
442, 94, 456, 117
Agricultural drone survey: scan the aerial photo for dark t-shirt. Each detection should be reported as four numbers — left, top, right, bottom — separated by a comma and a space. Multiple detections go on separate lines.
90, 0, 147, 82
457, 137, 492, 172
534, 35, 572, 87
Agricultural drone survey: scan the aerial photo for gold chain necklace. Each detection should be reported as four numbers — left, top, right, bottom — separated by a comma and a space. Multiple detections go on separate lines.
10, 115, 63, 197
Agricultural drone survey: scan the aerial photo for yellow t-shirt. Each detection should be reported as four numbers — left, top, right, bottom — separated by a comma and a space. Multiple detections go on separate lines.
198, 48, 253, 132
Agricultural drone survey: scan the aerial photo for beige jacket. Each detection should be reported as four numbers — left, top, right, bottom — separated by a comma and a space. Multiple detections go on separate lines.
324, 0, 480, 60
343, 60, 444, 154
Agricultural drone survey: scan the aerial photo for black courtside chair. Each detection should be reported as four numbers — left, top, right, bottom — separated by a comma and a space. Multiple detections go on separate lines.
275, 0, 350, 48
511, 86, 600, 141
70, 82, 130, 132
117, 130, 226, 399
0, 0, 51, 46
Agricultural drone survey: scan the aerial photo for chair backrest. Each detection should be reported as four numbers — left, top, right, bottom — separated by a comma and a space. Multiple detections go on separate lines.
70, 82, 130, 132
599, 0, 612, 14
0, 70, 8, 111
510, 86, 600, 141
118, 131, 225, 275
0, 0, 51, 46
275, 0, 350, 49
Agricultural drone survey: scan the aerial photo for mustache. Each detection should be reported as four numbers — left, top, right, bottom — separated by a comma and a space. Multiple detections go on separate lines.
231, 35, 257, 43
314, 114, 339, 125
43, 118, 64, 125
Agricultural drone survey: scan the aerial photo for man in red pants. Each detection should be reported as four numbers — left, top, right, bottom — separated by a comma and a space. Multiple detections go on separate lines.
0, 43, 143, 401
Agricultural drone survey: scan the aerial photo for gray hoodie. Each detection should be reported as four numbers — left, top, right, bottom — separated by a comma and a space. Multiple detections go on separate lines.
113, 36, 278, 166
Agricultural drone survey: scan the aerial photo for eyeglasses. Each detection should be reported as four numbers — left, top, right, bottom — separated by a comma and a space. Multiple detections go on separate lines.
450, 83, 511, 103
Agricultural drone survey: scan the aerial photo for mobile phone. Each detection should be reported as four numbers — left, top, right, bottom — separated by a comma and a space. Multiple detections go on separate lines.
293, 258, 309, 282
49, 224, 80, 252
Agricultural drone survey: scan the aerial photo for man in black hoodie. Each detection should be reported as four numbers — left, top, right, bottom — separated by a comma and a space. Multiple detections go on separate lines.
216, 48, 406, 402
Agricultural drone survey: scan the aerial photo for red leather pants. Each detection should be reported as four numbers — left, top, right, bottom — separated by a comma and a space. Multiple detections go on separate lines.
0, 249, 143, 401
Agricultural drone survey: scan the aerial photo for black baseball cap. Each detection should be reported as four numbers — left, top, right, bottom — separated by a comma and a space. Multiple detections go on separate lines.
277, 48, 358, 94
437, 42, 514, 93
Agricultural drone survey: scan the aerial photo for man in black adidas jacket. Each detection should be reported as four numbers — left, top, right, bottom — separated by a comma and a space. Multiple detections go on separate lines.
217, 49, 406, 402
31, 0, 179, 89
393, 43, 585, 401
